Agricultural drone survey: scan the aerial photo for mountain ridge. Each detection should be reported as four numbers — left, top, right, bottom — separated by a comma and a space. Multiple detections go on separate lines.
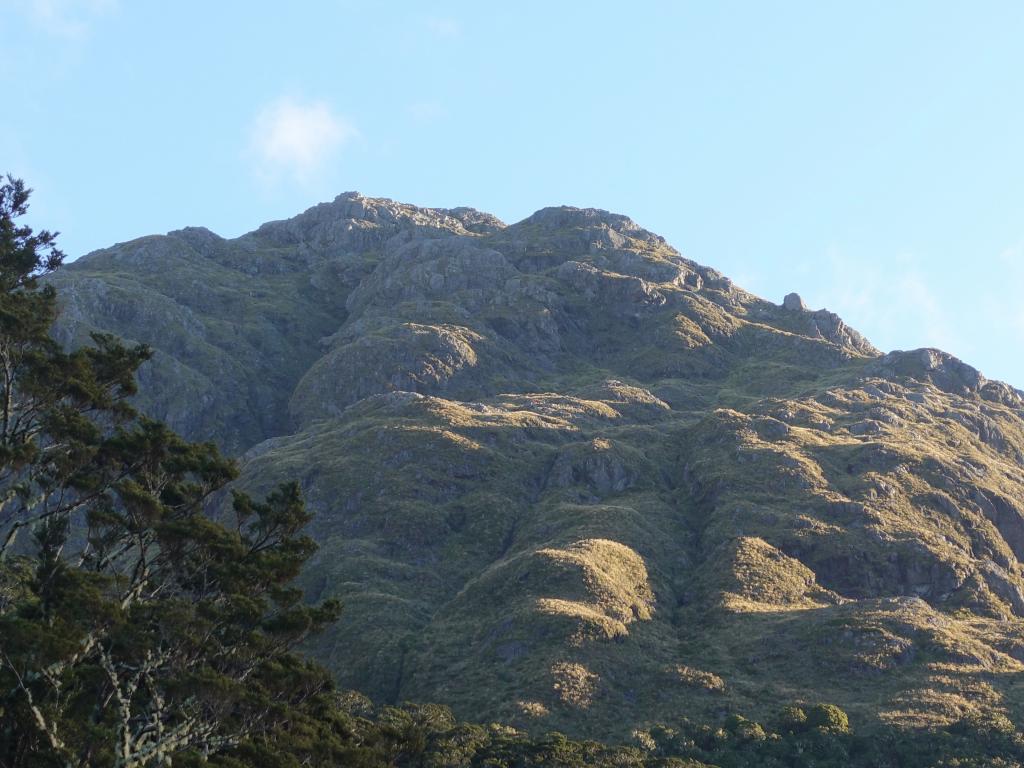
47, 192, 1024, 739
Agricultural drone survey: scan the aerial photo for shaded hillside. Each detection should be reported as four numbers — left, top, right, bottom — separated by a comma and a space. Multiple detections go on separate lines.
49, 193, 1024, 739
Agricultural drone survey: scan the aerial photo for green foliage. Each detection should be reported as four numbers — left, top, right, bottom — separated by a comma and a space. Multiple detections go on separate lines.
185, 696, 1024, 768
0, 177, 339, 767
775, 706, 808, 733
804, 703, 850, 733
630, 703, 1024, 768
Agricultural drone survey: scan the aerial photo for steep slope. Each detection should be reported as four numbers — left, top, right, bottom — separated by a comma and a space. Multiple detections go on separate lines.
49, 193, 1024, 739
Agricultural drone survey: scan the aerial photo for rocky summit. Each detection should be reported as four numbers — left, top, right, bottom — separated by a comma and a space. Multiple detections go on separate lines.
49, 193, 1024, 739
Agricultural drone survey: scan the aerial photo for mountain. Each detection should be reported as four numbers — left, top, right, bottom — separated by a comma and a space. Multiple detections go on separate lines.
48, 193, 1024, 740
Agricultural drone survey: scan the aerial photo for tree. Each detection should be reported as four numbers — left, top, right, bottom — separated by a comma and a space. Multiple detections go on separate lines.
0, 176, 340, 767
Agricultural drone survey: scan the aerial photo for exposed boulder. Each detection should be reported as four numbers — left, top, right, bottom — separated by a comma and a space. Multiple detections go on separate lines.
848, 419, 883, 436
783, 292, 807, 311
754, 417, 791, 441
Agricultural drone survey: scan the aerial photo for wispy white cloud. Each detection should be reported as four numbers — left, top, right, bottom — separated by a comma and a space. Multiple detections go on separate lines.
1009, 307, 1024, 338
891, 266, 955, 352
990, 243, 1024, 338
765, 240, 1024, 385
807, 246, 960, 355
248, 97, 357, 184
18, 0, 115, 39
425, 16, 460, 38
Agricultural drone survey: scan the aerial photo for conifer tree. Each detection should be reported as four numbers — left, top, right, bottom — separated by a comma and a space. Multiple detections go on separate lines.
0, 176, 340, 768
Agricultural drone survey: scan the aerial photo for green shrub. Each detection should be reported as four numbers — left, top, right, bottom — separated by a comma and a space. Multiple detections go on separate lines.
805, 703, 850, 733
776, 705, 809, 733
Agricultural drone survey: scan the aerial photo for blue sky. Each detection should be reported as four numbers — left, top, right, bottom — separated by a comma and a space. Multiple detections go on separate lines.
3, 1, 1023, 387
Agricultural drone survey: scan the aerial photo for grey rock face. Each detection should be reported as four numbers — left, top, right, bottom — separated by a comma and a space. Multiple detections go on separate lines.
981, 561, 1024, 615
288, 321, 496, 425
869, 349, 985, 395
974, 489, 1024, 561
518, 206, 662, 246
345, 237, 519, 316
547, 439, 639, 496
803, 308, 877, 355
554, 261, 666, 310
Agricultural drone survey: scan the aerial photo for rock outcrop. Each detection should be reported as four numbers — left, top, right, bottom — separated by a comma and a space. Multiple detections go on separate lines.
783, 292, 806, 311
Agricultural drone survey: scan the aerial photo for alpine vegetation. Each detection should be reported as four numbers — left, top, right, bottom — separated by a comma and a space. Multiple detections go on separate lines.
4, 180, 1024, 766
